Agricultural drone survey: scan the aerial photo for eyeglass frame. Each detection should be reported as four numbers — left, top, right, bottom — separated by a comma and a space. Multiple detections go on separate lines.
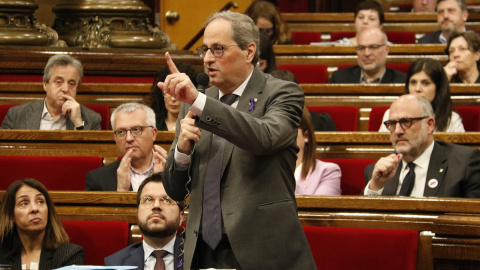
139, 195, 178, 207
383, 116, 429, 131
355, 44, 386, 53
196, 44, 238, 58
113, 125, 153, 139
259, 27, 275, 35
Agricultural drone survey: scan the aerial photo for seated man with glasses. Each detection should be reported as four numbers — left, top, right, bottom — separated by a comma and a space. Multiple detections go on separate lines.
1, 54, 101, 130
329, 28, 406, 84
363, 94, 480, 198
86, 103, 168, 191
105, 173, 184, 270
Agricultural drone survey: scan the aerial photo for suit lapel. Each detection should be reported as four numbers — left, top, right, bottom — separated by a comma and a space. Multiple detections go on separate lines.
125, 245, 145, 270
27, 100, 44, 129
221, 68, 265, 174
423, 142, 447, 197
383, 166, 402, 195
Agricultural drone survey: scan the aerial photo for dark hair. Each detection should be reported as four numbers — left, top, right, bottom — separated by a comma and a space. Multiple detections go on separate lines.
244, 1, 291, 45
0, 179, 69, 258
270, 69, 299, 84
299, 106, 317, 179
445, 31, 480, 67
259, 32, 278, 73
355, 0, 385, 25
150, 62, 198, 130
136, 173, 185, 210
404, 58, 455, 131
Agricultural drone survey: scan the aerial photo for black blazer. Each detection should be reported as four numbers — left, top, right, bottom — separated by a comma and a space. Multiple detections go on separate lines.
0, 242, 84, 269
418, 30, 442, 44
329, 65, 406, 83
85, 160, 125, 191
364, 141, 480, 198
104, 236, 184, 270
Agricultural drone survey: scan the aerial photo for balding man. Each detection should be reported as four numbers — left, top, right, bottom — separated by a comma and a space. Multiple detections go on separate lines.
329, 28, 406, 84
364, 94, 480, 198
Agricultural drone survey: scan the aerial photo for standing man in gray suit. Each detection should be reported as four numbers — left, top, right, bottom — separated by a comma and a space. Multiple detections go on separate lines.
158, 11, 316, 270
364, 94, 480, 197
1, 54, 101, 130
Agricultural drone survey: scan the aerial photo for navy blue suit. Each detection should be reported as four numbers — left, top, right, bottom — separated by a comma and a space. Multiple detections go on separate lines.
104, 236, 184, 270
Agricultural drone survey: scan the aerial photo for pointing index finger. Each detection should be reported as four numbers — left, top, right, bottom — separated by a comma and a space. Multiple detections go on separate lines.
165, 52, 180, 74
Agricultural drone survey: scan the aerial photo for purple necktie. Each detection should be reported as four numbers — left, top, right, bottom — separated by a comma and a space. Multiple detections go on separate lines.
152, 250, 167, 270
202, 94, 237, 250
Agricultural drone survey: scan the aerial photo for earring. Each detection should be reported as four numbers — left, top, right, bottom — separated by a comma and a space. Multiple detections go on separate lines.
304, 139, 308, 143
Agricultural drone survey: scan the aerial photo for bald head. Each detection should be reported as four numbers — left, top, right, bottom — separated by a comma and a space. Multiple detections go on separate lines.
388, 94, 435, 163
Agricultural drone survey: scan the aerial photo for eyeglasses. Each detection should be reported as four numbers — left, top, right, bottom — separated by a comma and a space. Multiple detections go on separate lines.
113, 126, 153, 139
259, 27, 275, 35
355, 44, 386, 53
196, 44, 238, 58
383, 117, 428, 131
140, 196, 177, 207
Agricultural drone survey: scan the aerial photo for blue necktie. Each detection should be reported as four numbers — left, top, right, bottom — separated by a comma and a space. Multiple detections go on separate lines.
201, 94, 237, 250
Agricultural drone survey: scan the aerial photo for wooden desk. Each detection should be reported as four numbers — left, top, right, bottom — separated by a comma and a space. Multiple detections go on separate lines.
0, 130, 478, 161
274, 44, 447, 56
1, 191, 479, 269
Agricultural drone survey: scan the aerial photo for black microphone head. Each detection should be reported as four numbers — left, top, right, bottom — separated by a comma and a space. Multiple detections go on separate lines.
196, 72, 210, 93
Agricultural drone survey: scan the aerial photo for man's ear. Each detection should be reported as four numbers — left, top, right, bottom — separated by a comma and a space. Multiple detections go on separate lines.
246, 42, 256, 63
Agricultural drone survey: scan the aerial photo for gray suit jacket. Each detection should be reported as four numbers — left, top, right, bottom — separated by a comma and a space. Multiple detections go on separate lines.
104, 237, 184, 270
329, 65, 406, 84
1, 100, 101, 130
364, 141, 480, 197
163, 67, 316, 270
85, 160, 126, 191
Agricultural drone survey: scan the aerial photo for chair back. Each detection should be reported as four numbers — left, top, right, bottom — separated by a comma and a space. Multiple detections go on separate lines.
307, 106, 359, 131
290, 31, 322, 45
456, 106, 480, 131
321, 158, 377, 195
277, 64, 328, 84
368, 106, 390, 131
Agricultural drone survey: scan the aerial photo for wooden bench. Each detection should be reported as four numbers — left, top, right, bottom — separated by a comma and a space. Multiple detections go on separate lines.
0, 130, 478, 161
0, 191, 479, 269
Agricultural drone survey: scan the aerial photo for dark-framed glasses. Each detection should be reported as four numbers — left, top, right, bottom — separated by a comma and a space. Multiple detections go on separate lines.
259, 27, 275, 35
355, 44, 386, 53
140, 196, 177, 207
383, 117, 428, 131
196, 44, 237, 58
113, 125, 153, 139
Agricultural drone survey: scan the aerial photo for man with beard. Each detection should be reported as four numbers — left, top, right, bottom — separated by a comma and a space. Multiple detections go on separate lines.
85, 103, 167, 191
329, 28, 406, 84
418, 0, 472, 44
1, 54, 101, 130
105, 173, 184, 270
363, 94, 480, 198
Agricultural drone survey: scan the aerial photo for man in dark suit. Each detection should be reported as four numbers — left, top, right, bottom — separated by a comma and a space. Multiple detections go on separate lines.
1, 54, 101, 130
418, 0, 468, 44
105, 173, 184, 270
158, 11, 316, 270
329, 28, 406, 84
85, 103, 167, 191
364, 94, 480, 197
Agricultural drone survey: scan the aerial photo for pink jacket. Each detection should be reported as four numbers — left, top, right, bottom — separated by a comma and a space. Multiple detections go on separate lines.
295, 159, 342, 196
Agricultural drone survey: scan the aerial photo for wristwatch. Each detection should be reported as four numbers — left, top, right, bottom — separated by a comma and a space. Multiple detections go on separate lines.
74, 121, 85, 130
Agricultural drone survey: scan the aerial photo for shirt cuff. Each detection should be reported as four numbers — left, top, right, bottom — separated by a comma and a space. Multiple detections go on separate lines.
174, 144, 191, 170
189, 92, 206, 117
364, 181, 384, 195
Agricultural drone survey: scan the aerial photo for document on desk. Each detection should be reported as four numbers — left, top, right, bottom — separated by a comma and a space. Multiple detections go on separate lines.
55, 266, 137, 270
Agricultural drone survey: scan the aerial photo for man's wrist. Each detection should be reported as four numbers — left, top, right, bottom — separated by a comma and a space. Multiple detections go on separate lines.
74, 121, 85, 130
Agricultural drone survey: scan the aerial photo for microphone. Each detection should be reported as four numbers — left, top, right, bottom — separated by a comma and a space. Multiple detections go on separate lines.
195, 72, 210, 93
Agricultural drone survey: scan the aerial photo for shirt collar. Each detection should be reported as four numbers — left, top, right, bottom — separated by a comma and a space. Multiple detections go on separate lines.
130, 149, 155, 175
142, 235, 176, 262
401, 140, 434, 171
360, 68, 386, 84
218, 69, 254, 100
